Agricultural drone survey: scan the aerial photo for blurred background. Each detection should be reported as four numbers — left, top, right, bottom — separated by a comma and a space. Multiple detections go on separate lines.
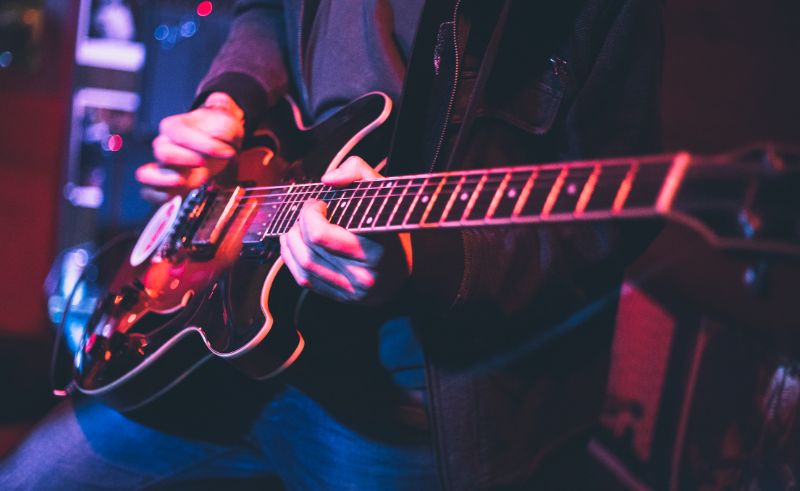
0, 0, 798, 487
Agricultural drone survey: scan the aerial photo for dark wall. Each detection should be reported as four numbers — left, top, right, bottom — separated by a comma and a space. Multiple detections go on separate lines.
662, 0, 800, 153
0, 2, 78, 337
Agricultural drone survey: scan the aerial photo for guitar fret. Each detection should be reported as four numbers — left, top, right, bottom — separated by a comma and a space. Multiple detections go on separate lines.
466, 173, 508, 221
283, 184, 314, 233
401, 177, 431, 225
461, 174, 489, 221
286, 184, 323, 233
255, 192, 285, 240
491, 171, 529, 219
367, 180, 396, 229
541, 167, 568, 217
656, 153, 691, 212
517, 168, 562, 217
584, 164, 631, 212
486, 172, 512, 219
439, 175, 466, 224
329, 185, 357, 225
266, 183, 296, 235
385, 179, 416, 227
512, 170, 538, 218
613, 163, 639, 212
443, 175, 481, 221
343, 181, 371, 229
420, 176, 449, 225
287, 184, 313, 232
355, 181, 385, 229
551, 166, 595, 215
626, 161, 673, 210
574, 165, 601, 214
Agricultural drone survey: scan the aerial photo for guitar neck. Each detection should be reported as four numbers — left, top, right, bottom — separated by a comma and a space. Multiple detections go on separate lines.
244, 153, 688, 239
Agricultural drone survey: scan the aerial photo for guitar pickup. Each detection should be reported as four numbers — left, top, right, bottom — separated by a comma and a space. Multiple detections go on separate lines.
190, 187, 244, 258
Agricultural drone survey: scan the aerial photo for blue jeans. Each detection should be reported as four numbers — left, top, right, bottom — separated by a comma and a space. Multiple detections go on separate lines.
0, 386, 437, 490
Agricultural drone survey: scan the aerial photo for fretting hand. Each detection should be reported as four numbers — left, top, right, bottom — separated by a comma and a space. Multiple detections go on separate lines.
136, 92, 245, 202
280, 156, 413, 305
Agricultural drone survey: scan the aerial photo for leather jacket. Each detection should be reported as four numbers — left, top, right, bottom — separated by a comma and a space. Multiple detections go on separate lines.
198, 0, 663, 488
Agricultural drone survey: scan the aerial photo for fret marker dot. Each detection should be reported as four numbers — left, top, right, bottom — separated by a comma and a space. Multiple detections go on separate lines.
340, 201, 348, 208
421, 195, 429, 203
291, 205, 298, 211
567, 183, 578, 195
507, 188, 517, 199
366, 217, 373, 224
460, 192, 469, 201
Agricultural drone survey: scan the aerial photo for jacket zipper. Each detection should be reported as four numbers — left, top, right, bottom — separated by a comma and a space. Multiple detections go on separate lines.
428, 0, 462, 173
426, 4, 463, 488
296, 0, 310, 118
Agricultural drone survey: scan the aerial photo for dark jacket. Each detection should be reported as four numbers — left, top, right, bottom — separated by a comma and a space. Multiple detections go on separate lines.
199, 0, 663, 489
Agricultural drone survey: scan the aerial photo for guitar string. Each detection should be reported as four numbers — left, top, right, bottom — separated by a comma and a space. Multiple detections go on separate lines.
230, 159, 669, 193
236, 174, 664, 236
219, 172, 659, 220
231, 176, 655, 223
217, 168, 649, 202
226, 167, 637, 204
187, 168, 668, 237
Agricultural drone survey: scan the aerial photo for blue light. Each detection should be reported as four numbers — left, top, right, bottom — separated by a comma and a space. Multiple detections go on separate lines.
0, 51, 12, 68
180, 20, 198, 38
153, 24, 169, 41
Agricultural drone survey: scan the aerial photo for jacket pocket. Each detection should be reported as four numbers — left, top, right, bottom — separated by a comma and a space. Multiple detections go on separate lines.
478, 56, 567, 136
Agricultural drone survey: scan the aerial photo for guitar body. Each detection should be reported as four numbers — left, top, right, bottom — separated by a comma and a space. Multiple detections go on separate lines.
73, 92, 393, 411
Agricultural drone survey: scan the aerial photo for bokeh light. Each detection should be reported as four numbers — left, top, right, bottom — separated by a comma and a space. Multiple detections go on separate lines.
104, 134, 123, 152
153, 24, 169, 41
196, 1, 213, 17
180, 20, 198, 38
0, 51, 13, 69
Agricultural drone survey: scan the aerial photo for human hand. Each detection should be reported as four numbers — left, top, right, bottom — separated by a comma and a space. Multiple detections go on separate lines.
136, 92, 245, 202
279, 156, 413, 305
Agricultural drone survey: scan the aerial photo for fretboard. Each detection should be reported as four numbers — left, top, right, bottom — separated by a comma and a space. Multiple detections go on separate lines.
229, 153, 688, 242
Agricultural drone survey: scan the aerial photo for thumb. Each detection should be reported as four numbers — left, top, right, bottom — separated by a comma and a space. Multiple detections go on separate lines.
322, 155, 382, 186
303, 198, 328, 219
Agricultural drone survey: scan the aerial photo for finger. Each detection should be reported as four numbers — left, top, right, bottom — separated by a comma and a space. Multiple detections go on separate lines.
298, 200, 371, 261
135, 163, 210, 190
152, 135, 206, 167
322, 155, 382, 186
140, 188, 170, 204
160, 116, 237, 159
135, 163, 186, 188
193, 108, 245, 144
281, 227, 355, 294
290, 227, 379, 294
279, 233, 310, 288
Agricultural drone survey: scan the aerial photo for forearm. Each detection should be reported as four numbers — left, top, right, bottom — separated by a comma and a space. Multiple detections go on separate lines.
196, 0, 290, 129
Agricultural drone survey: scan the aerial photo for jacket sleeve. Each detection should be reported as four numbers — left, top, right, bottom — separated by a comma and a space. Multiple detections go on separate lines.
194, 0, 290, 128
407, 0, 664, 366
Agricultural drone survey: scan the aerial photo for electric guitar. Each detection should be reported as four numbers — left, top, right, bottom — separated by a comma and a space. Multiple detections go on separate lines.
66, 92, 800, 411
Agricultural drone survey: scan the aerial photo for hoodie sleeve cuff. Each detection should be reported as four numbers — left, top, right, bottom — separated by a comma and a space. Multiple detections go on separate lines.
194, 72, 272, 132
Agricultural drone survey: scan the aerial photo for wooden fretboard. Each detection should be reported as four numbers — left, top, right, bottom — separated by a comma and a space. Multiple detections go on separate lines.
206, 153, 689, 245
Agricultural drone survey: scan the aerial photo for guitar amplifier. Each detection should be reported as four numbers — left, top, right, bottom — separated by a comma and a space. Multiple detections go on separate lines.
591, 280, 800, 490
